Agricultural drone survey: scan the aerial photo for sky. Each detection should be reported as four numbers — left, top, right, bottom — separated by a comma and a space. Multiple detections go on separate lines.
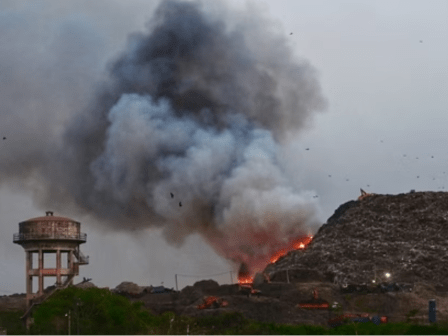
0, 0, 447, 295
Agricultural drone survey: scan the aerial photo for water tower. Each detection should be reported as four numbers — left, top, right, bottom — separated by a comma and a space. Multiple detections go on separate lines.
13, 211, 89, 309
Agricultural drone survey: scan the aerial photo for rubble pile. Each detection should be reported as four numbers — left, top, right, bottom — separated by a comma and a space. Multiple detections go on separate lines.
265, 191, 448, 287
112, 281, 155, 297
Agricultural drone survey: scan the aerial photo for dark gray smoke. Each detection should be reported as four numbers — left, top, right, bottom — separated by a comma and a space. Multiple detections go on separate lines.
0, 0, 326, 273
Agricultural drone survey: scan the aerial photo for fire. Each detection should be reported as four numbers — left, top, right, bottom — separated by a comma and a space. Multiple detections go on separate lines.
269, 235, 313, 264
238, 262, 253, 285
238, 275, 254, 285
236, 235, 313, 285
197, 296, 228, 309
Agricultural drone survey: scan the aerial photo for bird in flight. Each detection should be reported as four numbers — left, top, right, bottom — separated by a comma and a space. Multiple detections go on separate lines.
2, 137, 5, 140
170, 192, 174, 198
179, 202, 182, 207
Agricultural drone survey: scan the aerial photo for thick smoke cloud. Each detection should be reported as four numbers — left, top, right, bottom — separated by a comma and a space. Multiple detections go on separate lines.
0, 0, 326, 273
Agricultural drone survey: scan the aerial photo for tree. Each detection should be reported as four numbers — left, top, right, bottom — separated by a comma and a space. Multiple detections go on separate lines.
31, 287, 154, 335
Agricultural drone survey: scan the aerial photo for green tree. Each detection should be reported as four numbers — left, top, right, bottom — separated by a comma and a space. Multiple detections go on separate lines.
31, 287, 154, 334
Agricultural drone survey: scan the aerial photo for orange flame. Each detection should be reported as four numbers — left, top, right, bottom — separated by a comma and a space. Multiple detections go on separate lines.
269, 235, 313, 264
238, 275, 254, 285
237, 262, 254, 285
197, 296, 227, 309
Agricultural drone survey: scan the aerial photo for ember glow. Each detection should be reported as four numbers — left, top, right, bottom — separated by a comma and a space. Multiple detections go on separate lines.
236, 235, 314, 284
237, 262, 254, 285
269, 235, 313, 264
197, 296, 217, 310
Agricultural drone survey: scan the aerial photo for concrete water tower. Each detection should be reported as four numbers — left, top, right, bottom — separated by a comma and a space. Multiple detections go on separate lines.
13, 211, 89, 309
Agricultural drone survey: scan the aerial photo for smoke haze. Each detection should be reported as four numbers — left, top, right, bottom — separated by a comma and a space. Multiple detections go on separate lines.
0, 0, 326, 273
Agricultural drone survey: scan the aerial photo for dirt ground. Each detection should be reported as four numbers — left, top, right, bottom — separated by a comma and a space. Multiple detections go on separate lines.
1, 280, 445, 326
127, 280, 446, 326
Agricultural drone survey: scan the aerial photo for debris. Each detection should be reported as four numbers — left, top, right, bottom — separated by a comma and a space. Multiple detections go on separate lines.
328, 313, 381, 328
290, 32, 293, 35
179, 202, 182, 207
152, 286, 175, 294
113, 281, 144, 297
2, 137, 5, 140
197, 296, 228, 309
306, 148, 309, 150
170, 192, 174, 198
358, 189, 375, 201
298, 288, 329, 309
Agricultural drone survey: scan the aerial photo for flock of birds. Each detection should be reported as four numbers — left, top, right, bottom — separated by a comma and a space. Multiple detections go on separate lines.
0, 36, 430, 209
170, 192, 182, 207
304, 135, 447, 201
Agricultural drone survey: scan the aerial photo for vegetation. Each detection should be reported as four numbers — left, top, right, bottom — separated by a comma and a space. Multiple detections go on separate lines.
31, 287, 154, 335
3, 287, 448, 334
0, 310, 27, 335
405, 308, 420, 323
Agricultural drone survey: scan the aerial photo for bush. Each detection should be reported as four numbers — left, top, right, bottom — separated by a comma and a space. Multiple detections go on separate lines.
31, 287, 154, 334
0, 311, 27, 335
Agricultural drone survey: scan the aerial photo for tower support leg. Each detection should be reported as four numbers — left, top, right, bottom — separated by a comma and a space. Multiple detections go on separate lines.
68, 250, 74, 285
26, 251, 33, 309
38, 249, 44, 296
56, 249, 62, 287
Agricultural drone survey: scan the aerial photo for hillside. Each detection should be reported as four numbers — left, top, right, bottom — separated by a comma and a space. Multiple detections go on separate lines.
265, 191, 448, 288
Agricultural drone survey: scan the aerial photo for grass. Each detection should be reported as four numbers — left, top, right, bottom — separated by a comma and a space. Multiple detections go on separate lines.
4, 307, 448, 334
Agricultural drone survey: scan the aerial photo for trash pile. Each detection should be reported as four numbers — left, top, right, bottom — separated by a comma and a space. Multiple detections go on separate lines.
265, 191, 448, 287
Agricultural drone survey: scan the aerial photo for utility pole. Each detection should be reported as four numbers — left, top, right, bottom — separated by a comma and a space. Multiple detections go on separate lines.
76, 300, 80, 335
175, 274, 178, 292
66, 310, 71, 335
230, 271, 233, 284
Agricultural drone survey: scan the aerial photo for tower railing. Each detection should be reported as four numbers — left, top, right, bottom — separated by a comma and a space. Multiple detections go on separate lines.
13, 232, 87, 243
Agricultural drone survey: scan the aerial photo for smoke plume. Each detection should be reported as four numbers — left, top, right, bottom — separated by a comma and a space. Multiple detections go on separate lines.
0, 0, 326, 273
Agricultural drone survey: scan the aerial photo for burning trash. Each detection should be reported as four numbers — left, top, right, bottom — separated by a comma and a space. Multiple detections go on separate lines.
237, 262, 262, 297
197, 296, 228, 310
269, 235, 313, 264
238, 262, 253, 286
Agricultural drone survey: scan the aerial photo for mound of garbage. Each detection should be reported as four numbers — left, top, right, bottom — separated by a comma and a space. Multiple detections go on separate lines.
265, 191, 448, 288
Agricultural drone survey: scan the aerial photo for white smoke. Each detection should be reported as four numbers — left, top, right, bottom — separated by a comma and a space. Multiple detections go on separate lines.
0, 0, 326, 273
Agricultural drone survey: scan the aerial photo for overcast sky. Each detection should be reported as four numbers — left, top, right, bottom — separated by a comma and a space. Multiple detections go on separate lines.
1, 0, 447, 295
